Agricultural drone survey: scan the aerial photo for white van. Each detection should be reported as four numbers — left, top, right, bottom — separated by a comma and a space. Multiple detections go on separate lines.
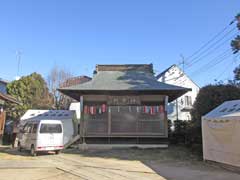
18, 120, 64, 156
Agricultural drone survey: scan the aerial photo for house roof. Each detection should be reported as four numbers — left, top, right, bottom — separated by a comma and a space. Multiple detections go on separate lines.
58, 64, 190, 102
0, 78, 8, 84
156, 64, 176, 79
0, 92, 20, 104
156, 64, 200, 89
203, 100, 240, 121
95, 64, 154, 74
60, 76, 92, 88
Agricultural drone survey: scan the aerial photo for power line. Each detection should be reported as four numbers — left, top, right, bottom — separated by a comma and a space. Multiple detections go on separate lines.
214, 58, 236, 80
189, 49, 232, 76
186, 21, 235, 62
189, 49, 231, 75
186, 31, 238, 68
192, 51, 230, 76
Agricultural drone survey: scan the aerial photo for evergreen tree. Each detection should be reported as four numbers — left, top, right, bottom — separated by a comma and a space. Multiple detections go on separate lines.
6, 73, 54, 120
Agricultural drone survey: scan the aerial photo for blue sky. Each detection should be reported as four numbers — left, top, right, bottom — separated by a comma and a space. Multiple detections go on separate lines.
0, 0, 239, 86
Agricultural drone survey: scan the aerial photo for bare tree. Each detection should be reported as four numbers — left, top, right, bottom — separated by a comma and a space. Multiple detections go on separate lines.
47, 66, 73, 109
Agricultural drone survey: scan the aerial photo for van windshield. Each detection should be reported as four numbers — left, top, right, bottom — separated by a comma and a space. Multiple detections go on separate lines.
40, 124, 62, 134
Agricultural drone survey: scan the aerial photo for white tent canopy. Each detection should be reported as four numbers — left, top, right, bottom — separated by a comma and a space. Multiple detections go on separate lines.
20, 110, 77, 145
202, 100, 240, 168
203, 100, 240, 121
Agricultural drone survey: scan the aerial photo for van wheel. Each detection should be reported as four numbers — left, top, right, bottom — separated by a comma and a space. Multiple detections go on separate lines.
30, 145, 37, 156
18, 142, 22, 152
55, 150, 61, 155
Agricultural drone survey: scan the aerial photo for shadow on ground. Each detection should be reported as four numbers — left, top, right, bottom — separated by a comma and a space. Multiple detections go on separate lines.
0, 146, 56, 158
62, 145, 240, 180
1, 145, 240, 180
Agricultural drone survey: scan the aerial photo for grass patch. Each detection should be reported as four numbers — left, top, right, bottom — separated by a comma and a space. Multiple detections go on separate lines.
65, 145, 202, 162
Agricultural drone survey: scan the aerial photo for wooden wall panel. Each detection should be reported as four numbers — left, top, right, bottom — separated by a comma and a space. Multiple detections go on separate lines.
82, 95, 168, 138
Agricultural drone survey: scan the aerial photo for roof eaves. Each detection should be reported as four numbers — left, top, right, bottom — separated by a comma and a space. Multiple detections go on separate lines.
0, 92, 21, 104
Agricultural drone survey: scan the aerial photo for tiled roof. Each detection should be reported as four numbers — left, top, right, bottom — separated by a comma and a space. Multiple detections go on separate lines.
0, 92, 20, 104
58, 64, 190, 102
60, 76, 92, 88
60, 70, 188, 91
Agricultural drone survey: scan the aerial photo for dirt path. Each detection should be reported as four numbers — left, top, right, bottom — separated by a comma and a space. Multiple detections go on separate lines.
44, 154, 165, 180
0, 147, 240, 180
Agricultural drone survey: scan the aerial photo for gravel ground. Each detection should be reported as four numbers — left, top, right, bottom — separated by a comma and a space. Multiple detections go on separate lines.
0, 145, 239, 180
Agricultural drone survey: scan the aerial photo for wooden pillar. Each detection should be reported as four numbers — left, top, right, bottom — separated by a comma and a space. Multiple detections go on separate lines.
108, 106, 111, 135
164, 111, 168, 138
79, 96, 85, 143
164, 96, 169, 137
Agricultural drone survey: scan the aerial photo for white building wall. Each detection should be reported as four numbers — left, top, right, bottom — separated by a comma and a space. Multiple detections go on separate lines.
69, 102, 80, 119
158, 65, 200, 121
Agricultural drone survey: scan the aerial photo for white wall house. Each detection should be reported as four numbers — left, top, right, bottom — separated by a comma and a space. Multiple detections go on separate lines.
157, 64, 200, 121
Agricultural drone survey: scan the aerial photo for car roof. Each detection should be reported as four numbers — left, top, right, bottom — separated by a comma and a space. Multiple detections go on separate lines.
27, 119, 62, 124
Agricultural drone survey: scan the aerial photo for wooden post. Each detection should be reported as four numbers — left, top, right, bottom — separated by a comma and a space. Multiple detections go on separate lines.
108, 106, 111, 135
79, 96, 85, 144
164, 96, 169, 138
107, 104, 111, 144
136, 106, 139, 144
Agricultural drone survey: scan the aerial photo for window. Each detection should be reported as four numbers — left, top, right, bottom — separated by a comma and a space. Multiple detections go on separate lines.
40, 124, 62, 134
23, 124, 29, 132
31, 124, 38, 134
185, 96, 192, 107
23, 123, 32, 133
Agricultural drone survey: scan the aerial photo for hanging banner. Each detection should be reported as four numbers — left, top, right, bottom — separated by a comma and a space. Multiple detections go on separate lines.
93, 106, 97, 115
89, 106, 93, 115
84, 105, 89, 114
102, 104, 107, 113
143, 106, 147, 113
150, 106, 157, 115
98, 106, 102, 114
159, 105, 164, 113
136, 106, 140, 113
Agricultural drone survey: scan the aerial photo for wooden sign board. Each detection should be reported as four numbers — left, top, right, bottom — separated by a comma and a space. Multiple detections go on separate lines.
108, 96, 140, 106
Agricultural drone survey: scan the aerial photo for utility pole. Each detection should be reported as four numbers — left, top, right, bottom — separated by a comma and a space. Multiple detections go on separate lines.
175, 54, 185, 121
179, 54, 185, 73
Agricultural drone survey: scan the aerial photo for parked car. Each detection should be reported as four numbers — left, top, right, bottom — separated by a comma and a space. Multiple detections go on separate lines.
18, 119, 64, 156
